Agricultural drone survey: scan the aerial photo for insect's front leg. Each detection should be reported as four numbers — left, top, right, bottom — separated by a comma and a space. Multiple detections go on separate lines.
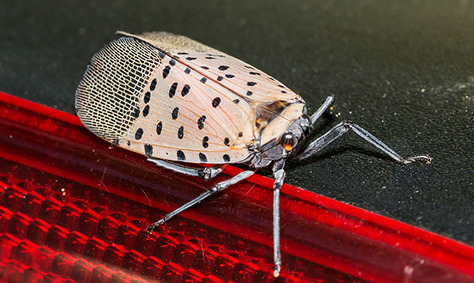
309, 95, 335, 129
295, 121, 432, 164
147, 158, 223, 181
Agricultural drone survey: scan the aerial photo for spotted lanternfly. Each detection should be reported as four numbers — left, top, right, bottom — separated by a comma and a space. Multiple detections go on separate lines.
75, 31, 432, 277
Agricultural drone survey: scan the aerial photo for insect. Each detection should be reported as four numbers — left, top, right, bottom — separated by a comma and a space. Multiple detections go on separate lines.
75, 31, 432, 277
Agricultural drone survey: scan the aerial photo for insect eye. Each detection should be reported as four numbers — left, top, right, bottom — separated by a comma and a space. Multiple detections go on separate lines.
281, 133, 296, 152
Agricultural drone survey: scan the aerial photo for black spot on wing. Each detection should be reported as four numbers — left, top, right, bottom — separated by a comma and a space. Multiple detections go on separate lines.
202, 136, 209, 148
169, 82, 178, 98
181, 84, 190, 96
144, 91, 151, 104
163, 66, 170, 79
177, 150, 186, 161
172, 107, 179, 120
197, 115, 206, 130
223, 154, 230, 162
144, 144, 153, 156
178, 126, 184, 139
150, 78, 157, 91
142, 105, 150, 117
212, 97, 221, 108
199, 153, 207, 163
156, 122, 162, 135
135, 128, 143, 140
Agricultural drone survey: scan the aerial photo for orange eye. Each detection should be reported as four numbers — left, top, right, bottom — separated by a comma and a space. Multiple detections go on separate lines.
281, 133, 296, 152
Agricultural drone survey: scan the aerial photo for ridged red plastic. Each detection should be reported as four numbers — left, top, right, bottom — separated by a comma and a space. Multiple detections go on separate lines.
0, 91, 473, 282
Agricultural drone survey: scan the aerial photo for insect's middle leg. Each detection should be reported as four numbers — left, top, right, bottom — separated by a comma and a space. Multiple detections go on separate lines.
271, 159, 286, 278
147, 158, 223, 181
147, 169, 255, 233
295, 121, 432, 163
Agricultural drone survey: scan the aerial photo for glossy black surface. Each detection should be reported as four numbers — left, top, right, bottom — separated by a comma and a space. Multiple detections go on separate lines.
1, 1, 472, 245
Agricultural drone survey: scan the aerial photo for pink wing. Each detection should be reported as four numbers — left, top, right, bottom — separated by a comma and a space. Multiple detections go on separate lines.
121, 49, 255, 164
77, 36, 253, 164
77, 32, 304, 164
119, 31, 301, 104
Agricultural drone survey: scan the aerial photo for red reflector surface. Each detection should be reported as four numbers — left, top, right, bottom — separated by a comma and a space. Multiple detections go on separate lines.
0, 91, 473, 282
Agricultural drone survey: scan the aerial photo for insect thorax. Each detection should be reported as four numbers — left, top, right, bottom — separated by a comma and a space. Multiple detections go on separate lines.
248, 101, 307, 167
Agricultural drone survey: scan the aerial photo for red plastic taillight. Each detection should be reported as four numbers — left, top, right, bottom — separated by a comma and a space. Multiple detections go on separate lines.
0, 91, 473, 282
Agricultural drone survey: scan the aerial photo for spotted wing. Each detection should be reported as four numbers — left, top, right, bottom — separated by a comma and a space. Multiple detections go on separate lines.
76, 37, 253, 164
119, 31, 302, 104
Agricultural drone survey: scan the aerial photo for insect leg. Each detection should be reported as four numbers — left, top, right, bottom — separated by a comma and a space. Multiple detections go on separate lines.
272, 159, 286, 278
147, 158, 223, 181
147, 169, 255, 233
295, 121, 432, 163
310, 95, 335, 128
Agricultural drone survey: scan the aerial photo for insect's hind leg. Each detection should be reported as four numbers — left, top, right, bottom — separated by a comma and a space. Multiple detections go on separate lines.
295, 121, 432, 164
147, 158, 223, 181
147, 169, 255, 233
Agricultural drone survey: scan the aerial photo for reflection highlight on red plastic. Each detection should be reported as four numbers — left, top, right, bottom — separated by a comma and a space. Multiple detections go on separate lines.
0, 91, 473, 282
